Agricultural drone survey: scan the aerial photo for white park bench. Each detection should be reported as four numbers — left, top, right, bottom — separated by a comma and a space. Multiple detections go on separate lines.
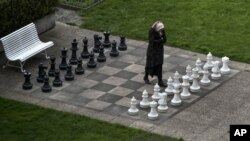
0, 23, 54, 72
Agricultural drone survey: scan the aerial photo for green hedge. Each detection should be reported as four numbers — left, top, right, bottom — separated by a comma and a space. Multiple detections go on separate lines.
0, 0, 59, 38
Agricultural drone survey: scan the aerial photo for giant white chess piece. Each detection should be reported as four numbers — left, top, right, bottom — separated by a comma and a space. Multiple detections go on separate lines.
152, 83, 161, 101
204, 52, 214, 69
186, 65, 193, 82
158, 92, 168, 112
180, 75, 191, 99
200, 65, 211, 86
173, 71, 181, 86
140, 90, 150, 108
148, 100, 158, 120
190, 68, 200, 92
128, 96, 139, 116
211, 61, 221, 80
171, 83, 182, 106
196, 58, 203, 75
165, 77, 174, 95
220, 56, 231, 75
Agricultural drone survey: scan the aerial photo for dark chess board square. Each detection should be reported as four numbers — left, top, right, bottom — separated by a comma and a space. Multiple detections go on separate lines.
126, 91, 142, 101
103, 104, 128, 116
68, 95, 92, 106
169, 65, 187, 75
86, 72, 109, 81
107, 61, 131, 69
114, 70, 138, 79
121, 81, 144, 91
92, 83, 116, 92
129, 48, 146, 57
97, 93, 123, 103
61, 84, 86, 94
165, 56, 187, 65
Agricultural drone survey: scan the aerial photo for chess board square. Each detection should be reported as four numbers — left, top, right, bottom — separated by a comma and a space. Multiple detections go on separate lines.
97, 93, 123, 103
68, 95, 92, 106
52, 82, 71, 91
115, 97, 131, 107
124, 64, 145, 74
129, 48, 146, 57
162, 72, 175, 80
49, 91, 75, 102
200, 81, 220, 90
126, 91, 142, 100
130, 73, 145, 83
31, 88, 59, 99
165, 56, 188, 64
103, 104, 128, 116
92, 83, 116, 92
107, 61, 131, 69
86, 100, 111, 110
97, 66, 121, 76
61, 84, 86, 94
179, 59, 197, 68
73, 78, 98, 88
181, 94, 200, 104
102, 76, 128, 86
118, 54, 143, 64
86, 72, 109, 82
135, 59, 146, 66
121, 80, 144, 90
162, 62, 176, 72
169, 65, 187, 75
114, 70, 138, 79
108, 86, 134, 97
137, 84, 156, 95
79, 89, 106, 99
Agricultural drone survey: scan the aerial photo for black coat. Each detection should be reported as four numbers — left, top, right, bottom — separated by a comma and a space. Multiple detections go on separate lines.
145, 28, 166, 76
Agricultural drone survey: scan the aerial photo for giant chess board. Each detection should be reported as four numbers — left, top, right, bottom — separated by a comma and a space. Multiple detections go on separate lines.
18, 44, 239, 124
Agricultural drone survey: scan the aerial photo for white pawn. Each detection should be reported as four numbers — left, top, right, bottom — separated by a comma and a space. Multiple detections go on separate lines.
171, 83, 182, 106
128, 96, 139, 116
152, 83, 161, 101
173, 71, 181, 86
165, 77, 174, 95
190, 68, 200, 92
200, 65, 211, 86
211, 61, 221, 80
196, 58, 203, 74
148, 100, 158, 120
180, 75, 191, 99
205, 52, 214, 69
220, 56, 231, 75
158, 92, 168, 112
186, 65, 193, 82
140, 90, 150, 108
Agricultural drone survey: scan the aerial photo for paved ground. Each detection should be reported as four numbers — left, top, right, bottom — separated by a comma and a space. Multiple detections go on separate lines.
1, 22, 250, 141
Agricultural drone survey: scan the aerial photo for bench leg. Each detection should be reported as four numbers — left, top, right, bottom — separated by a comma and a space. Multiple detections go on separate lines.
3, 60, 25, 72
18, 61, 25, 72
2, 60, 9, 69
44, 50, 50, 59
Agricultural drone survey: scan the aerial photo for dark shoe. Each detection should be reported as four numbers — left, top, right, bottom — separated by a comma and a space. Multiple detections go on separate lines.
158, 80, 167, 87
144, 78, 151, 84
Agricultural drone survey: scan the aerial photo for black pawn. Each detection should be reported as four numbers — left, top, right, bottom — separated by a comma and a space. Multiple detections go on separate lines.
81, 37, 90, 59
37, 63, 47, 83
103, 31, 111, 48
70, 39, 78, 65
87, 52, 97, 68
110, 40, 119, 57
93, 34, 102, 53
48, 55, 56, 77
97, 46, 106, 62
59, 48, 68, 70
118, 35, 127, 51
53, 69, 63, 87
41, 75, 52, 93
65, 65, 74, 81
75, 58, 85, 75
22, 71, 33, 90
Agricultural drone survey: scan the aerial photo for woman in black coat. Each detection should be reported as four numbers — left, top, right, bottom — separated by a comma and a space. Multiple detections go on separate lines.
144, 21, 167, 87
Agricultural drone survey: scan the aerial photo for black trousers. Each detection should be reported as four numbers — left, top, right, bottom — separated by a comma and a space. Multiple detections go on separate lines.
144, 65, 163, 80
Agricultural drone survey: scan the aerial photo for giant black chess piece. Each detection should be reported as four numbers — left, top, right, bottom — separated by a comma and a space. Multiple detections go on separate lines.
53, 69, 63, 87
48, 55, 56, 77
65, 65, 74, 81
103, 31, 111, 48
110, 40, 119, 57
59, 48, 68, 70
70, 39, 78, 65
22, 71, 33, 90
41, 75, 52, 93
118, 35, 127, 51
97, 46, 106, 62
81, 37, 90, 59
75, 58, 85, 75
93, 34, 102, 53
37, 63, 47, 83
87, 51, 97, 68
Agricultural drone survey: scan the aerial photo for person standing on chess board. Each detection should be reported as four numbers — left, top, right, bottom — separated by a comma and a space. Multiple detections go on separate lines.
144, 21, 167, 87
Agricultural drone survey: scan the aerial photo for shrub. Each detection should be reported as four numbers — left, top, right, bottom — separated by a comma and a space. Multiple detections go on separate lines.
0, 0, 59, 37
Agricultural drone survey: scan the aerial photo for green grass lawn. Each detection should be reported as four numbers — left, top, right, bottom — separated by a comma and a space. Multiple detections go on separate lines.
0, 97, 181, 141
80, 0, 250, 63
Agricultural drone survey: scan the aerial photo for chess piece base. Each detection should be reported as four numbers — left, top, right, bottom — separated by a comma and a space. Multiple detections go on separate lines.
41, 86, 52, 93
118, 46, 127, 51
81, 53, 89, 59
200, 80, 211, 86
65, 75, 74, 81
37, 77, 44, 83
220, 69, 230, 75
53, 81, 63, 87
75, 69, 85, 75
128, 109, 138, 116
211, 74, 221, 80
87, 63, 97, 68
190, 87, 200, 93
147, 114, 158, 120
180, 93, 191, 99
103, 43, 111, 48
22, 83, 33, 90
140, 103, 150, 108
59, 64, 67, 70
48, 71, 55, 77
158, 106, 168, 113
97, 57, 106, 62
110, 52, 119, 57
171, 100, 182, 106
70, 60, 78, 65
